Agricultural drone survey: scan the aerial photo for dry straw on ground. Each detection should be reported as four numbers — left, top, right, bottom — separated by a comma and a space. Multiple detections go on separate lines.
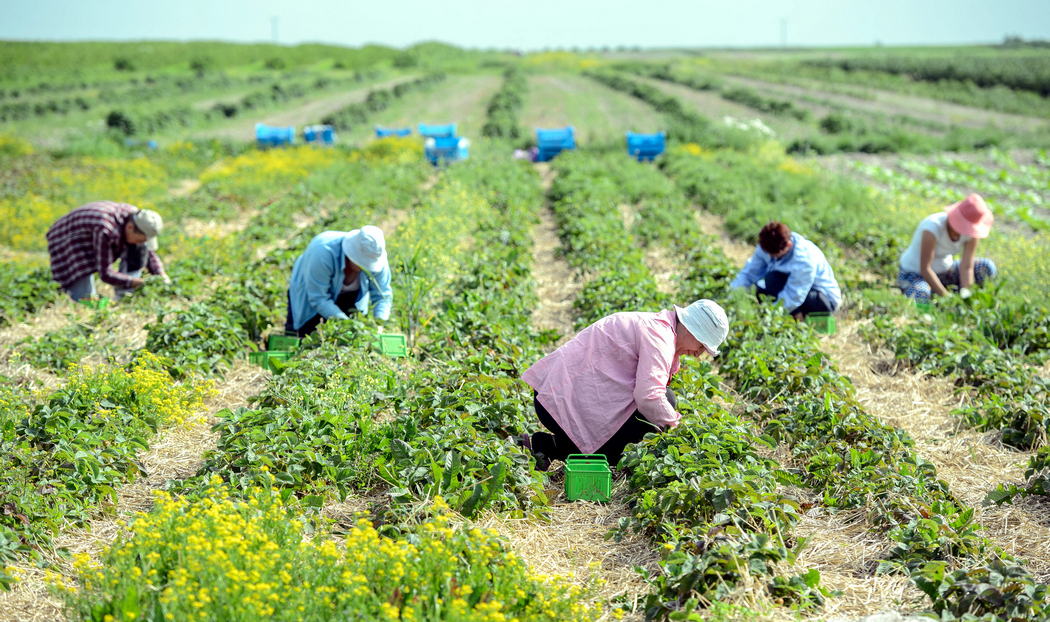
823, 319, 1050, 581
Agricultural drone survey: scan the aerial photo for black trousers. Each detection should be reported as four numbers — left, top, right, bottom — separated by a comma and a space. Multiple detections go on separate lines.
284, 290, 358, 339
756, 270, 836, 317
530, 388, 677, 469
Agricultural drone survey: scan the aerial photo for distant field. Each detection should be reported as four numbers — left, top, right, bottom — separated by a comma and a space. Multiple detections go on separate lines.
342, 73, 502, 145
521, 73, 666, 145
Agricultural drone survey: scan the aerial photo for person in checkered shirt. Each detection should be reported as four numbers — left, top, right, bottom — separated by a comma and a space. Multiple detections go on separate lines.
46, 201, 170, 302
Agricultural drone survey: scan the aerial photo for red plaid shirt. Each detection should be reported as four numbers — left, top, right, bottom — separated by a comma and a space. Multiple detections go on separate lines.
46, 201, 165, 290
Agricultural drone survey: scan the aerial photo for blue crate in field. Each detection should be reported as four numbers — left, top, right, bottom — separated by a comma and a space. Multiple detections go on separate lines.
535, 126, 576, 162
304, 124, 336, 145
425, 136, 470, 165
256, 123, 295, 148
418, 123, 457, 138
626, 131, 666, 161
124, 139, 158, 150
375, 126, 412, 137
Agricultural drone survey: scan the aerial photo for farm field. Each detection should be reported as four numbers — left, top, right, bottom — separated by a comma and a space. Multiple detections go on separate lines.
521, 74, 665, 146
2, 39, 1050, 622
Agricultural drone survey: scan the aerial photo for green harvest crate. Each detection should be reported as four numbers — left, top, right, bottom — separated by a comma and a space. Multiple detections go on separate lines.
78, 297, 110, 310
564, 454, 612, 503
248, 350, 292, 371
806, 312, 835, 334
267, 334, 301, 351
376, 333, 407, 358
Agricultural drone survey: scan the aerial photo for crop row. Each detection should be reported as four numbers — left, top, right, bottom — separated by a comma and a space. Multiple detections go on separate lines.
481, 66, 527, 139
633, 62, 1043, 156
805, 54, 1050, 98
852, 161, 1050, 231
320, 73, 446, 132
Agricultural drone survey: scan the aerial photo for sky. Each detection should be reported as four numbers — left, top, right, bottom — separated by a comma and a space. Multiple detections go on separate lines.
1, 0, 1049, 50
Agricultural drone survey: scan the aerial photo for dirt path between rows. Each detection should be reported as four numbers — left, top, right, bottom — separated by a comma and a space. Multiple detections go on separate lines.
823, 321, 1050, 581
530, 164, 580, 346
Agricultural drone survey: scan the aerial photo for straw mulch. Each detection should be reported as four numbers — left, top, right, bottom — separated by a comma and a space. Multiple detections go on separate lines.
477, 483, 660, 622
822, 319, 1050, 581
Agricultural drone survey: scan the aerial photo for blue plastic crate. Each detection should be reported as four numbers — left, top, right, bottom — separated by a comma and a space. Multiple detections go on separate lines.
626, 131, 666, 161
375, 126, 412, 137
418, 123, 457, 138
256, 123, 295, 148
425, 136, 469, 165
535, 126, 576, 162
304, 124, 336, 145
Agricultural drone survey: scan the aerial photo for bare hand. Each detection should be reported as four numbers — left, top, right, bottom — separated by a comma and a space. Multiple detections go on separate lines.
130, 278, 146, 288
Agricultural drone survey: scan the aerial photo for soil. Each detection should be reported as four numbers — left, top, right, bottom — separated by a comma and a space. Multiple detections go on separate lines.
530, 163, 582, 345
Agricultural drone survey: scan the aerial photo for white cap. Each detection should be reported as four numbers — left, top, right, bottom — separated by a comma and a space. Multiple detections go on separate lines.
133, 209, 163, 251
342, 226, 387, 274
674, 299, 729, 356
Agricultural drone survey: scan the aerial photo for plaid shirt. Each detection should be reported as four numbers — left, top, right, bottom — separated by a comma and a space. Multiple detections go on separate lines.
46, 201, 165, 290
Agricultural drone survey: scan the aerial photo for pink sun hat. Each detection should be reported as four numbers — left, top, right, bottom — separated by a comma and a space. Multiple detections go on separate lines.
945, 193, 994, 239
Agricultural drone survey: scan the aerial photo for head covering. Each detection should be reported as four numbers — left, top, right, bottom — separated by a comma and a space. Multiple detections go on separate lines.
674, 299, 729, 356
945, 194, 993, 240
342, 225, 388, 274
133, 209, 163, 251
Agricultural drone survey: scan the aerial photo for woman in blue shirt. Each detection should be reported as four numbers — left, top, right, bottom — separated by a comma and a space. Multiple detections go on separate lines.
284, 226, 393, 338
730, 221, 841, 320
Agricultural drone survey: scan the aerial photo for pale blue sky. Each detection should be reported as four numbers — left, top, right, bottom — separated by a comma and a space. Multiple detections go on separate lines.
1, 0, 1048, 50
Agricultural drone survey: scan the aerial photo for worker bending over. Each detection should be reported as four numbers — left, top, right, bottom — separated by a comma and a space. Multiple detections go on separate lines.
730, 221, 841, 320
46, 201, 168, 302
285, 226, 392, 338
520, 299, 729, 470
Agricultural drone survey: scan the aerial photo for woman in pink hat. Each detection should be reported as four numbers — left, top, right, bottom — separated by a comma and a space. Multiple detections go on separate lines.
898, 193, 996, 302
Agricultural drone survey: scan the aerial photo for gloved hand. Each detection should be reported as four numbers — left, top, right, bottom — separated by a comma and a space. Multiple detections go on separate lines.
959, 287, 973, 299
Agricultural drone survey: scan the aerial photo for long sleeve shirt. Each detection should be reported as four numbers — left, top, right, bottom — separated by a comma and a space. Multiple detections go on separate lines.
521, 309, 681, 454
46, 201, 165, 290
730, 232, 841, 312
287, 231, 392, 330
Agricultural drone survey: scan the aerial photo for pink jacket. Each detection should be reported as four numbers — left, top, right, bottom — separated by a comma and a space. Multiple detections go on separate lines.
522, 309, 681, 453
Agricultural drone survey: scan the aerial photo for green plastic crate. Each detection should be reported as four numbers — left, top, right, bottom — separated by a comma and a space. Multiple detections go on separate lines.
248, 350, 292, 371
376, 333, 407, 358
78, 297, 110, 310
267, 334, 300, 351
564, 454, 611, 503
806, 312, 835, 334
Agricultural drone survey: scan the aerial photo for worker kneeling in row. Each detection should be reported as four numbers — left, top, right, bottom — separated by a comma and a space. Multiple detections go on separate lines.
898, 193, 996, 301
730, 220, 841, 320
519, 299, 729, 470
285, 226, 392, 338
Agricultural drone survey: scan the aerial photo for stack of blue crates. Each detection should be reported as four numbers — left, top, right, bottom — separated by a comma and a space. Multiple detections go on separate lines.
256, 123, 295, 148
375, 126, 412, 137
419, 123, 469, 165
536, 127, 576, 162
626, 131, 666, 161
304, 125, 337, 145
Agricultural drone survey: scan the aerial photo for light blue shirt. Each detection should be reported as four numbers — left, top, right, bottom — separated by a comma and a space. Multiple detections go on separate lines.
288, 231, 392, 330
730, 232, 841, 312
